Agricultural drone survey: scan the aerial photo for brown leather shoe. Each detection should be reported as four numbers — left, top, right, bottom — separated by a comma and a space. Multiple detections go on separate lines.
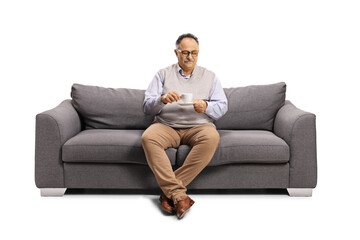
174, 195, 195, 219
159, 193, 175, 214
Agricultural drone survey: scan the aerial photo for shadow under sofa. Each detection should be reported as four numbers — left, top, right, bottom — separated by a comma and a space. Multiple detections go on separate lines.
35, 82, 317, 197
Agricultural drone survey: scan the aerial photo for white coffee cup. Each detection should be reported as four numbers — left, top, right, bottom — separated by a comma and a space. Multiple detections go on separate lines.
181, 93, 193, 103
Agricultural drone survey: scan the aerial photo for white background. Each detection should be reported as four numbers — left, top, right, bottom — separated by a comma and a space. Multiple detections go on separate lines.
1, 0, 359, 239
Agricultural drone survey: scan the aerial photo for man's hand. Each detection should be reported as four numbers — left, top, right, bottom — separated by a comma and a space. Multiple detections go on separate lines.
193, 99, 207, 113
161, 90, 181, 104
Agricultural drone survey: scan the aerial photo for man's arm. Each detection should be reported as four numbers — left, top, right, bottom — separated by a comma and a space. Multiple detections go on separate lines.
204, 76, 228, 120
142, 72, 166, 115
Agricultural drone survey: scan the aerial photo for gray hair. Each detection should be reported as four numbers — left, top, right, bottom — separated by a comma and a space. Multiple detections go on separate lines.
175, 33, 199, 49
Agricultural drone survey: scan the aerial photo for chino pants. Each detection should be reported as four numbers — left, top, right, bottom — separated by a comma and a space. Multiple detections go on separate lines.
141, 122, 220, 203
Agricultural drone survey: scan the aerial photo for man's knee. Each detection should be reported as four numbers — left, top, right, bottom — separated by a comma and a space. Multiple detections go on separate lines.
141, 129, 154, 147
208, 130, 220, 147
198, 126, 220, 146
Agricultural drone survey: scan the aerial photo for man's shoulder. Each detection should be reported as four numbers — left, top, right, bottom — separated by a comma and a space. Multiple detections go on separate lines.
159, 63, 177, 73
158, 64, 177, 79
197, 65, 216, 79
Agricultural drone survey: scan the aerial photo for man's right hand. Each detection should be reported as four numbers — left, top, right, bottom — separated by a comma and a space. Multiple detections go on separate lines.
161, 90, 181, 104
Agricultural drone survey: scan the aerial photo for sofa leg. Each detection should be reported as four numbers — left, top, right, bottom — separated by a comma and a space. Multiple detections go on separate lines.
287, 188, 312, 197
40, 188, 67, 197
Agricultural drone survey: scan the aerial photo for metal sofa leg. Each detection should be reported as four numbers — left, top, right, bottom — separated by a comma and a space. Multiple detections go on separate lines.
40, 188, 67, 197
287, 188, 313, 197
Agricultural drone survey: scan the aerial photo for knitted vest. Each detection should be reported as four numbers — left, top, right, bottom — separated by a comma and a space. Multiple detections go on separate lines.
154, 64, 215, 128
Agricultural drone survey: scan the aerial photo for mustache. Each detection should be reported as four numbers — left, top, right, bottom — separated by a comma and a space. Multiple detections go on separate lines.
184, 59, 194, 63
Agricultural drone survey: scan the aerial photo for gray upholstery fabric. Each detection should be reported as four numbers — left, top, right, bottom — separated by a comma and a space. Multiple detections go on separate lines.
71, 82, 286, 131
274, 100, 317, 188
35, 82, 317, 192
63, 163, 289, 189
177, 130, 289, 166
71, 83, 154, 129
64, 163, 160, 189
186, 163, 289, 189
215, 82, 286, 130
35, 100, 81, 188
62, 129, 176, 165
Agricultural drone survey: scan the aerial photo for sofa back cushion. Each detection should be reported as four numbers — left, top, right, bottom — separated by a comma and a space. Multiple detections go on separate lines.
214, 82, 286, 131
71, 83, 154, 129
71, 82, 286, 131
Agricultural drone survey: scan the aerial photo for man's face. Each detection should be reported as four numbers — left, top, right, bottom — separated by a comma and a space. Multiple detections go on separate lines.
175, 38, 199, 73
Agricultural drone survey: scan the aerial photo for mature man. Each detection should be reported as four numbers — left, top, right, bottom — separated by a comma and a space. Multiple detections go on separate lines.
142, 33, 228, 219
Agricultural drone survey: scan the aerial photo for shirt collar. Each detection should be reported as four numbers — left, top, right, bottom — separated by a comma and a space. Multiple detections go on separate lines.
177, 63, 192, 80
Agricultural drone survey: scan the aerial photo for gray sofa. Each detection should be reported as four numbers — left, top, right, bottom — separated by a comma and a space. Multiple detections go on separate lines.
35, 82, 317, 197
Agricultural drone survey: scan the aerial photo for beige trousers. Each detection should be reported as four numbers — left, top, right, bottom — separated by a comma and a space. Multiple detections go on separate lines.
141, 123, 220, 202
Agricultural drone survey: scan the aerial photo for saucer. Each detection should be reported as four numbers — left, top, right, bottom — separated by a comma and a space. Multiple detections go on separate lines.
179, 102, 194, 106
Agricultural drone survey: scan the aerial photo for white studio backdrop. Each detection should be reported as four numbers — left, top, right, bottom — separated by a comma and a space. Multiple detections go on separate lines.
0, 0, 359, 239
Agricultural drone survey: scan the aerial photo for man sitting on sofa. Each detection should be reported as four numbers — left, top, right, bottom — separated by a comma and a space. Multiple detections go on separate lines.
141, 33, 228, 219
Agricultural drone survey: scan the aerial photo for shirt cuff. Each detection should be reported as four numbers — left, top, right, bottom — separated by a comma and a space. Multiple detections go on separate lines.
204, 101, 212, 115
157, 95, 166, 106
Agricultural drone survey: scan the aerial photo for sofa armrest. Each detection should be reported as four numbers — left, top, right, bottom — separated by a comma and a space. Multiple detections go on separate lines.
274, 100, 317, 188
35, 99, 81, 188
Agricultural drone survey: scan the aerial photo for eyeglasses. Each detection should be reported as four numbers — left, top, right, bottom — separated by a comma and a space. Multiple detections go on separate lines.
176, 49, 199, 57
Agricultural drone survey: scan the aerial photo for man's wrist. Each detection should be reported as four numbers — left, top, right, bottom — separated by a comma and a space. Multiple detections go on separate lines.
159, 95, 166, 105
203, 100, 208, 109
204, 101, 211, 115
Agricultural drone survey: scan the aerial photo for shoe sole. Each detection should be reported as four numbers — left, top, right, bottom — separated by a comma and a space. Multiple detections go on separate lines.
177, 208, 189, 219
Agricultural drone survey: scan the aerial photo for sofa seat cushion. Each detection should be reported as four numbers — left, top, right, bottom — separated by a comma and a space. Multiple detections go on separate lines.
177, 130, 289, 166
62, 129, 176, 165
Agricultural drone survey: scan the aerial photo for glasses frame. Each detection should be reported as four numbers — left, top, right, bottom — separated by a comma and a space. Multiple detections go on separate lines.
176, 49, 199, 57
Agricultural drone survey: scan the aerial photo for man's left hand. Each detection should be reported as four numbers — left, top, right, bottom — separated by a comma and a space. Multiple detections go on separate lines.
193, 99, 207, 113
